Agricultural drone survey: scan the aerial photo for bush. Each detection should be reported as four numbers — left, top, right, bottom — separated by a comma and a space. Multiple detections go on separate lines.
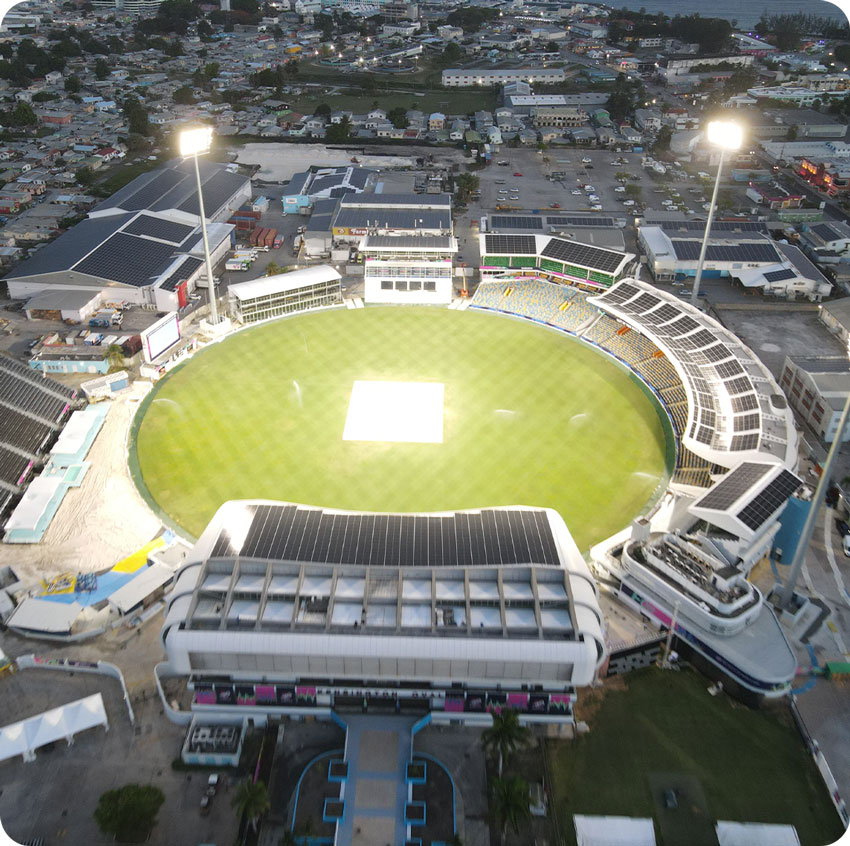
94, 784, 165, 843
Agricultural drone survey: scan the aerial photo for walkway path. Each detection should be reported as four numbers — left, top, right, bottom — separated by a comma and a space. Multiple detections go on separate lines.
336, 714, 417, 846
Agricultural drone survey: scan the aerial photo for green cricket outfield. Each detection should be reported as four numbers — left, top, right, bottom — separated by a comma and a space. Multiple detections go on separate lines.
132, 307, 673, 548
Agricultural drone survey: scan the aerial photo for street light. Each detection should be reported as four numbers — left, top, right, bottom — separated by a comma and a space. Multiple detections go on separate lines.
179, 125, 219, 326
690, 120, 743, 307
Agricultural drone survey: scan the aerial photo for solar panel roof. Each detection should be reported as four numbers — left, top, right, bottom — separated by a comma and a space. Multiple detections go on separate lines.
547, 216, 616, 228
209, 504, 561, 568
810, 222, 840, 241
484, 234, 538, 255
658, 220, 767, 234
159, 256, 203, 292
671, 240, 779, 263
763, 267, 796, 283
122, 214, 195, 244
540, 238, 625, 273
694, 462, 773, 512
178, 170, 246, 217
737, 469, 801, 530
75, 232, 177, 287
334, 209, 451, 231
489, 215, 544, 231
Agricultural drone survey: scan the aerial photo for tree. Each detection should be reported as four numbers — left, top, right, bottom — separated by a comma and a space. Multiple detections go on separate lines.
440, 41, 462, 66
8, 101, 37, 127
491, 776, 531, 846
64, 74, 81, 93
204, 62, 219, 80
94, 57, 110, 80
387, 106, 408, 129
107, 344, 125, 370
232, 778, 270, 832
123, 95, 150, 136
173, 85, 196, 105
265, 261, 283, 276
325, 114, 352, 142
455, 172, 480, 201
625, 183, 642, 200
75, 166, 96, 186
94, 784, 165, 842
480, 709, 530, 777
786, 124, 798, 141
652, 124, 672, 154
313, 102, 331, 118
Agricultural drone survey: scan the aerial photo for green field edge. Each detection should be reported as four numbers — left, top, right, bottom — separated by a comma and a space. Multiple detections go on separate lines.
127, 358, 203, 543
128, 305, 677, 550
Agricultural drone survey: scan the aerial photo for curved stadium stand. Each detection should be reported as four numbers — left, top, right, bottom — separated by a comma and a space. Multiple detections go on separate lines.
470, 277, 795, 490
0, 355, 80, 522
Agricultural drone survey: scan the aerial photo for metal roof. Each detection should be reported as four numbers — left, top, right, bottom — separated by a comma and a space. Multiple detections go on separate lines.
229, 265, 341, 301
24, 287, 100, 311
75, 232, 178, 288
362, 235, 456, 251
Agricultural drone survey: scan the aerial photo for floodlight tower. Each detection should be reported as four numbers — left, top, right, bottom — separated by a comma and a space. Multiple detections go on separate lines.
690, 120, 743, 308
179, 126, 219, 325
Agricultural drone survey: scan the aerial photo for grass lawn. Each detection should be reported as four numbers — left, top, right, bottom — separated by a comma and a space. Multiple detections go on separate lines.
95, 159, 162, 196
133, 307, 670, 545
288, 88, 496, 118
549, 668, 844, 846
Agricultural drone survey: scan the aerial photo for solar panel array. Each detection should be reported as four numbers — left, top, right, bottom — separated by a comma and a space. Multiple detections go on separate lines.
546, 215, 616, 228
123, 215, 194, 244
590, 282, 772, 456
763, 268, 796, 283
159, 256, 203, 292
540, 238, 625, 273
810, 222, 840, 241
489, 215, 544, 231
658, 220, 767, 234
122, 169, 184, 211
75, 233, 178, 287
737, 469, 801, 530
177, 170, 247, 218
484, 234, 538, 255
210, 504, 561, 568
695, 463, 772, 511
671, 240, 779, 263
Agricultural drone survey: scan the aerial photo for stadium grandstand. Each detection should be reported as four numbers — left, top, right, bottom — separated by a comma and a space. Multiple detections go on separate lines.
470, 276, 797, 488
157, 501, 605, 724
0, 355, 80, 522
478, 233, 635, 289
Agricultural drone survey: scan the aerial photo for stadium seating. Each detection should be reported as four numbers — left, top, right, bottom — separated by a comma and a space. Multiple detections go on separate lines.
470, 282, 712, 489
0, 355, 76, 400
0, 357, 74, 425
0, 405, 53, 457
0, 444, 32, 490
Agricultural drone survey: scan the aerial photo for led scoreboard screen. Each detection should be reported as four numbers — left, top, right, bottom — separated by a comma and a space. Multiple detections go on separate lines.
142, 312, 181, 363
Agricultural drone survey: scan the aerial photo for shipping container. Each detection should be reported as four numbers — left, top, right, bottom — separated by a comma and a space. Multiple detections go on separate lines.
121, 335, 142, 357
238, 207, 262, 220
264, 228, 277, 248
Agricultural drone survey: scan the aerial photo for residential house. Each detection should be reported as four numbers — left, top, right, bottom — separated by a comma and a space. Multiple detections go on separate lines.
428, 112, 446, 131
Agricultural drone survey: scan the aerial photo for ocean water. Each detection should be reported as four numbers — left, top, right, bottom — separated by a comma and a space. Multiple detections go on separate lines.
606, 0, 848, 29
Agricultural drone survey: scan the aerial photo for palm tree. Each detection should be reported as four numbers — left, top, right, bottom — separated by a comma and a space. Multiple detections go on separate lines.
106, 343, 124, 371
481, 709, 530, 777
491, 776, 531, 846
232, 778, 270, 832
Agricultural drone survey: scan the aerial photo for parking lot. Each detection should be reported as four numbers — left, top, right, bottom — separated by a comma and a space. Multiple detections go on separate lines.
0, 668, 240, 846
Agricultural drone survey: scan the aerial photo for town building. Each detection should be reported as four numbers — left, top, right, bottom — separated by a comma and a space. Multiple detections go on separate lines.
779, 356, 850, 442
442, 67, 566, 87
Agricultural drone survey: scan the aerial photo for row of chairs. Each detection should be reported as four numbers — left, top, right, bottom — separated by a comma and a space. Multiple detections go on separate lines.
0, 404, 53, 458
0, 444, 32, 491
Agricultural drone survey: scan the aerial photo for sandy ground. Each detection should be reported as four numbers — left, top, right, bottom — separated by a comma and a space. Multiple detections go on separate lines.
0, 383, 162, 585
233, 142, 423, 182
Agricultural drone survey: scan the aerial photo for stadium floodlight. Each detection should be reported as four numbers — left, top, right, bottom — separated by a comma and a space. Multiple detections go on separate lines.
179, 125, 219, 325
690, 120, 743, 308
179, 125, 213, 157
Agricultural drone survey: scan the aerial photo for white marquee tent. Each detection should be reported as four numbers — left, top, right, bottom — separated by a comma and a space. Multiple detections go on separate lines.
715, 821, 800, 846
0, 693, 108, 763
574, 815, 657, 846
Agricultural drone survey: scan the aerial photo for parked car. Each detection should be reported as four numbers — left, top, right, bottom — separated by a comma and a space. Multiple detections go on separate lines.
200, 795, 211, 816
843, 534, 850, 558
513, 172, 523, 177
208, 774, 221, 792
836, 519, 850, 537
581, 157, 592, 163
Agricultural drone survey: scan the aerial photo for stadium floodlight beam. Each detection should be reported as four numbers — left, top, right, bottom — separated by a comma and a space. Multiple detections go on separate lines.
179, 125, 219, 325
690, 120, 743, 308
